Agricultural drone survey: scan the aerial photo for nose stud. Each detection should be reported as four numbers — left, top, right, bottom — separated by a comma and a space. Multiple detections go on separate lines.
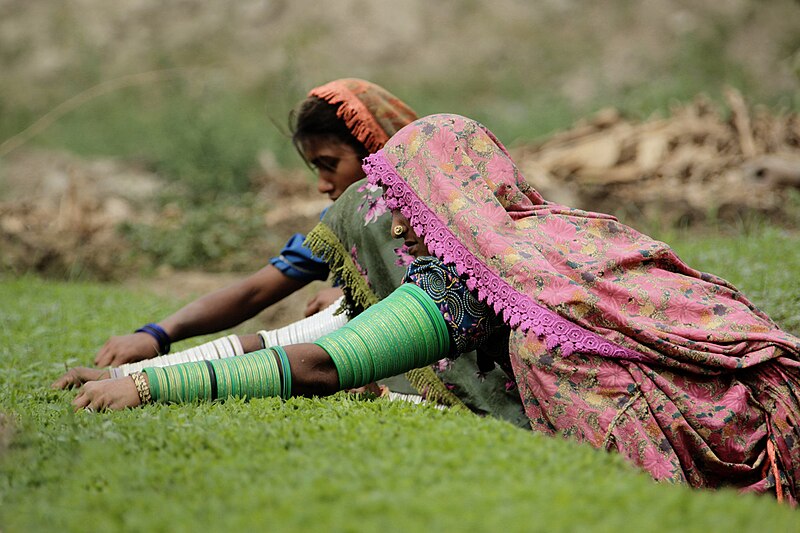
392, 225, 404, 237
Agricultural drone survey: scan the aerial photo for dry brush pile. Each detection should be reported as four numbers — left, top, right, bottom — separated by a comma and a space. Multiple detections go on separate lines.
2, 90, 799, 279
514, 88, 800, 225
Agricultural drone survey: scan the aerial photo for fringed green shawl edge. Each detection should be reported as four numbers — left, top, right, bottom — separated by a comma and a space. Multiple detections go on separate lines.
305, 222, 379, 313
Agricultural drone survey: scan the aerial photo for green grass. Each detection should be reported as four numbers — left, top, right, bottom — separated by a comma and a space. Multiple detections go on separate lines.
2, 226, 800, 532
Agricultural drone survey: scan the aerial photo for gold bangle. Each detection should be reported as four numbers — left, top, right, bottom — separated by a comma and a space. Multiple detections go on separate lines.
131, 371, 152, 404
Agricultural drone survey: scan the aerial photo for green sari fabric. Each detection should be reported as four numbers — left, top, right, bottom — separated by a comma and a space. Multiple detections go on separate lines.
305, 179, 529, 428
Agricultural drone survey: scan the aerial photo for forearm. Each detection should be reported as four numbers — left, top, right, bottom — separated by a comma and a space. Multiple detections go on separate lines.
160, 265, 308, 342
112, 297, 348, 379
74, 344, 337, 411
315, 283, 450, 389
110, 334, 247, 378
159, 298, 250, 342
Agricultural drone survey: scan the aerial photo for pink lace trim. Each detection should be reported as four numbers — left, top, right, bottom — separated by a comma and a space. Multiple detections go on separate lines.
364, 152, 655, 364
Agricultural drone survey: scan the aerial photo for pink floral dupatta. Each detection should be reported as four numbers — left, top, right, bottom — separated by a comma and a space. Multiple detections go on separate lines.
365, 114, 800, 501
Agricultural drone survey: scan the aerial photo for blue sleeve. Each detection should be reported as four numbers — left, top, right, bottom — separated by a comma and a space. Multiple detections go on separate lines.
270, 233, 330, 282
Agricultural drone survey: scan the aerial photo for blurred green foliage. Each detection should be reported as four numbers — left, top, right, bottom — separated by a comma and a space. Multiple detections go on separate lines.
119, 198, 279, 273
19, 84, 294, 199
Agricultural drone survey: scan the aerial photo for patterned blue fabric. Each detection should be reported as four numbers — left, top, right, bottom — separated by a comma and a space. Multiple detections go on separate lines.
403, 256, 501, 357
404, 256, 523, 425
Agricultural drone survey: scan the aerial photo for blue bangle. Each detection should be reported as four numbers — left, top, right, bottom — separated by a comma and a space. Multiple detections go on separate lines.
135, 323, 171, 354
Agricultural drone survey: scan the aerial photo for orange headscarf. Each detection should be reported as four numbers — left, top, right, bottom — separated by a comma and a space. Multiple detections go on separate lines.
308, 78, 417, 153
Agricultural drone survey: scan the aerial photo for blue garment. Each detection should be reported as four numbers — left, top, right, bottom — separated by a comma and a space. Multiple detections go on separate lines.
404, 256, 513, 377
403, 256, 500, 356
270, 233, 330, 282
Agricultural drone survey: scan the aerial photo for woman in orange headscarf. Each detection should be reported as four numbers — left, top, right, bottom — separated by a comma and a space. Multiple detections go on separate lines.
90, 79, 417, 368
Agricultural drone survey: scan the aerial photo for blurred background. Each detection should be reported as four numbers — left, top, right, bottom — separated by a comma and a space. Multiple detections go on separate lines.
1, 0, 799, 280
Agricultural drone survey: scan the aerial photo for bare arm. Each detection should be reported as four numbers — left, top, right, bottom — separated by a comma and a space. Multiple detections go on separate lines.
158, 265, 308, 341
55, 333, 264, 389
287, 343, 340, 396
95, 265, 308, 367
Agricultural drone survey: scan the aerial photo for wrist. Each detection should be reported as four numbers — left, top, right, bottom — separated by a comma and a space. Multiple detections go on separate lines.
135, 323, 171, 354
239, 334, 263, 353
130, 371, 152, 405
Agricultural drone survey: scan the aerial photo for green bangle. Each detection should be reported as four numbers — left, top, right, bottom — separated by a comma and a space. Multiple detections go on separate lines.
315, 283, 450, 389
141, 348, 294, 403
143, 367, 161, 401
271, 346, 292, 399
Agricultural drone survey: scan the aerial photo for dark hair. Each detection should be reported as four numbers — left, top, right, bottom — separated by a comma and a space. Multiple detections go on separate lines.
290, 96, 369, 164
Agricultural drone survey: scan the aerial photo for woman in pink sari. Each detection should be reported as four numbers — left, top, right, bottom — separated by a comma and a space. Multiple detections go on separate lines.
365, 113, 800, 502
71, 114, 800, 502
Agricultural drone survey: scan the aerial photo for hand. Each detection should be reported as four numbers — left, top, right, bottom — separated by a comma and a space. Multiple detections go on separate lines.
51, 367, 110, 389
304, 287, 344, 317
72, 377, 142, 411
238, 334, 263, 353
346, 382, 385, 396
94, 332, 159, 367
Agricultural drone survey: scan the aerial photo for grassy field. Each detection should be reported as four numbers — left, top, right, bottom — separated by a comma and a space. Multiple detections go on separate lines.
1, 2, 799, 529
1, 227, 799, 532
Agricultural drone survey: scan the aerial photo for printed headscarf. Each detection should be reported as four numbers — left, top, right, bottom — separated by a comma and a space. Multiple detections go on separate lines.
304, 78, 418, 314
364, 114, 800, 372
309, 78, 418, 154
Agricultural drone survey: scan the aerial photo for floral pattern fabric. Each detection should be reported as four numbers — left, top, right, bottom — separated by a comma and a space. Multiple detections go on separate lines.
365, 113, 800, 501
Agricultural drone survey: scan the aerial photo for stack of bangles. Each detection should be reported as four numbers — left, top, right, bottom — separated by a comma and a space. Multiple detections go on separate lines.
111, 299, 347, 379
110, 334, 244, 378
128, 284, 449, 405
133, 346, 293, 404
135, 323, 171, 355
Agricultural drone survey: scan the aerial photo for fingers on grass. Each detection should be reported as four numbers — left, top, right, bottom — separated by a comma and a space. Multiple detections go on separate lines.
73, 390, 90, 411
52, 370, 78, 390
94, 351, 109, 367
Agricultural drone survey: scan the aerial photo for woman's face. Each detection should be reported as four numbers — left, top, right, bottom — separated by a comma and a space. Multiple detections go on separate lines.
301, 136, 366, 201
391, 210, 429, 257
